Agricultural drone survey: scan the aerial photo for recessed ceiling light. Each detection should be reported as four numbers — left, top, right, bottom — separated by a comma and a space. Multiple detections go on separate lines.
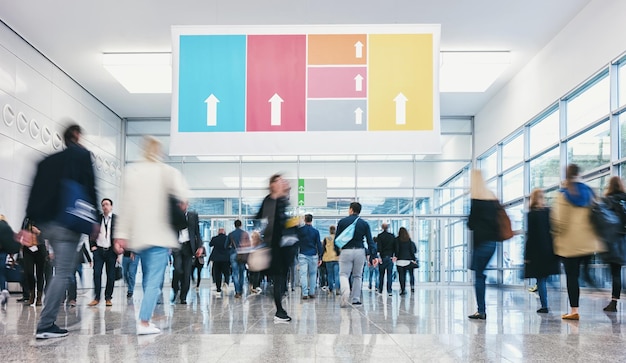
102, 53, 172, 94
440, 51, 511, 93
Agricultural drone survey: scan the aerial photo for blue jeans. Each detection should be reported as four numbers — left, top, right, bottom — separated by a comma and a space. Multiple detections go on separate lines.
122, 255, 140, 294
0, 252, 7, 291
367, 264, 379, 289
537, 277, 548, 308
298, 254, 318, 296
230, 253, 246, 294
470, 241, 496, 314
325, 261, 339, 292
137, 247, 169, 322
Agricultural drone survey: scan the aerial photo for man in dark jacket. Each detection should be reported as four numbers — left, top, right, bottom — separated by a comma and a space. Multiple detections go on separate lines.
296, 214, 323, 299
171, 202, 203, 304
335, 202, 376, 307
21, 124, 98, 339
376, 223, 397, 296
209, 228, 230, 295
0, 214, 21, 309
88, 198, 118, 307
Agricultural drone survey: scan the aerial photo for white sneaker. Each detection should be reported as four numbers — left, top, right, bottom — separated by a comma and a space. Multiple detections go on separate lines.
254, 287, 262, 294
137, 323, 161, 335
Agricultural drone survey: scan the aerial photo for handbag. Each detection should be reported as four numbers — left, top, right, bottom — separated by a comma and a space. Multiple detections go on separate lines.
334, 217, 359, 249
115, 262, 123, 281
247, 247, 271, 272
496, 203, 513, 241
161, 165, 187, 231
55, 178, 97, 234
590, 199, 621, 243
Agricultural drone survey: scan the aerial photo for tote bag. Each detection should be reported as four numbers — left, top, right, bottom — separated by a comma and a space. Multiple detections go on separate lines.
334, 217, 359, 249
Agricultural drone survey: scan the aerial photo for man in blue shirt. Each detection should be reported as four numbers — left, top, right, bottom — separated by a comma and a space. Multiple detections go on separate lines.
297, 214, 323, 299
335, 202, 376, 307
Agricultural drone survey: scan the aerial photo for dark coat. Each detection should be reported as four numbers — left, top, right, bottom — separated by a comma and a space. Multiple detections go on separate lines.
255, 195, 295, 275
524, 208, 560, 278
186, 211, 202, 254
468, 199, 500, 245
209, 233, 230, 262
602, 192, 626, 265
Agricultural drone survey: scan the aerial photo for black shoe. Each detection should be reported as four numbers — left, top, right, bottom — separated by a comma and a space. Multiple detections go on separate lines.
536, 307, 549, 313
352, 301, 362, 306
17, 297, 27, 303
399, 291, 407, 296
274, 311, 292, 323
411, 288, 414, 293
468, 312, 486, 320
180, 300, 187, 305
127, 292, 133, 298
36, 324, 69, 339
604, 300, 618, 312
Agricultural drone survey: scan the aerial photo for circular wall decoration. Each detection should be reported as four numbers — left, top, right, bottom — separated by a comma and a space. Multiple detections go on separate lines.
52, 132, 63, 149
29, 119, 40, 139
16, 112, 28, 132
41, 126, 52, 145
3, 104, 15, 126
95, 154, 104, 170
104, 160, 111, 174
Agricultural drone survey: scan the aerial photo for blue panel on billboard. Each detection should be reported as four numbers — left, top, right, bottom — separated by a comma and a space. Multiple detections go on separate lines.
178, 35, 246, 132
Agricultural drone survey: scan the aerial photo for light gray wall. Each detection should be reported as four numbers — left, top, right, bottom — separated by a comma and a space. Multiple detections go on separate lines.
474, 0, 626, 156
0, 23, 124, 229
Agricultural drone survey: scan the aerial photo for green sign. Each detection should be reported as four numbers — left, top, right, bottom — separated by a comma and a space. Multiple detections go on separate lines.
298, 179, 305, 206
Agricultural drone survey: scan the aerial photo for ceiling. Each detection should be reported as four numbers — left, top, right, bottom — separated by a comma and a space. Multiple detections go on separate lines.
0, 0, 591, 120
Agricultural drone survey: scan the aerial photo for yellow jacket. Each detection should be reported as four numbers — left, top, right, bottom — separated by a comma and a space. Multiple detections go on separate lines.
551, 192, 605, 257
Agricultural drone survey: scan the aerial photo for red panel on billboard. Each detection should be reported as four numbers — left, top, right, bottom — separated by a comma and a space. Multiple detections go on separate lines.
246, 35, 306, 131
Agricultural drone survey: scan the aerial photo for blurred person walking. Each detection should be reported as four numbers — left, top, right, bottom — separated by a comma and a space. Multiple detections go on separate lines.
20, 124, 98, 339
255, 174, 295, 322
209, 228, 229, 295
376, 223, 396, 296
322, 226, 340, 295
600, 176, 626, 312
467, 169, 499, 320
552, 164, 604, 320
0, 214, 22, 309
114, 136, 189, 335
296, 214, 323, 300
524, 188, 560, 313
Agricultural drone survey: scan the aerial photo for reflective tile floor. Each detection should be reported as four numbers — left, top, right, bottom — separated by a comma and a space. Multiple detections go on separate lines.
2, 280, 626, 362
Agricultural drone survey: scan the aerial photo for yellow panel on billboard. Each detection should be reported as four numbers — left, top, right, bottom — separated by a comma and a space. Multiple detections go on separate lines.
368, 34, 433, 131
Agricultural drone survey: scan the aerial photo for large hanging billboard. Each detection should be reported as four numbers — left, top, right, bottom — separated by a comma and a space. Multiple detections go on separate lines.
171, 24, 441, 156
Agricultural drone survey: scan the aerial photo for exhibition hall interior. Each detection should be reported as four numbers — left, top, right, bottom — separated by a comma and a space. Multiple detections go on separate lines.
1, 0, 626, 361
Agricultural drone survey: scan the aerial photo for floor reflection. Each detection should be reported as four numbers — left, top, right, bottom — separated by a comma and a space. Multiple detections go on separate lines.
2, 282, 626, 361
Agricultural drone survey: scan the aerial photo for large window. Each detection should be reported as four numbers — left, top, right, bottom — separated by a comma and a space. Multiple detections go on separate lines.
530, 147, 561, 190
502, 166, 524, 202
529, 110, 559, 156
480, 150, 498, 178
567, 121, 610, 171
619, 61, 626, 108
501, 133, 524, 171
566, 75, 610, 134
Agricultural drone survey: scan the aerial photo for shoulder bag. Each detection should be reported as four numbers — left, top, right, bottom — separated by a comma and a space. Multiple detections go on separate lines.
334, 217, 359, 249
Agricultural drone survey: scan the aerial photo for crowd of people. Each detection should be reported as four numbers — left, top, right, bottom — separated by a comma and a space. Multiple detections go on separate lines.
4, 122, 625, 340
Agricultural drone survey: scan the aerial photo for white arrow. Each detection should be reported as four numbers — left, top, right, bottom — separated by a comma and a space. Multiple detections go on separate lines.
354, 107, 363, 125
204, 94, 219, 126
354, 41, 363, 58
269, 93, 284, 126
394, 93, 408, 125
354, 74, 363, 92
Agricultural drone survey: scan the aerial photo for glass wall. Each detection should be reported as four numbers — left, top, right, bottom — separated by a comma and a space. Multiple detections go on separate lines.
476, 53, 626, 288
125, 118, 473, 284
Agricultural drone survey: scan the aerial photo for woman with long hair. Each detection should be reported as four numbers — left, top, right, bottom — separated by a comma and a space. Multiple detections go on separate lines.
524, 189, 560, 313
551, 164, 604, 320
601, 176, 626, 312
395, 227, 417, 295
467, 169, 499, 320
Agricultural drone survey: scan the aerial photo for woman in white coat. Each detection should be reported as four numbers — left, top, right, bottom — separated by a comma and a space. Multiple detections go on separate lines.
114, 136, 189, 335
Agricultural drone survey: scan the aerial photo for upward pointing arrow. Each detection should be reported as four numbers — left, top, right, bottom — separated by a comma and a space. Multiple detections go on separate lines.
354, 74, 364, 92
269, 93, 284, 126
298, 185, 305, 193
354, 41, 364, 58
204, 94, 220, 126
354, 107, 363, 125
394, 93, 408, 125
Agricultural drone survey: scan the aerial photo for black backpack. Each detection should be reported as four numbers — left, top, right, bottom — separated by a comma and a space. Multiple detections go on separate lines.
607, 195, 626, 235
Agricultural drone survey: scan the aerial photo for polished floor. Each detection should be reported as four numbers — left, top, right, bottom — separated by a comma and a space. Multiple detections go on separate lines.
2, 275, 626, 362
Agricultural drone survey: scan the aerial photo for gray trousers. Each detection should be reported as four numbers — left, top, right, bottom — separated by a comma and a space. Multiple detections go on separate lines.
37, 223, 81, 330
339, 248, 366, 305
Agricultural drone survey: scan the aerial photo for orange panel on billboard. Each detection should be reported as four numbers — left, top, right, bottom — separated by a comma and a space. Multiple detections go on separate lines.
308, 34, 367, 65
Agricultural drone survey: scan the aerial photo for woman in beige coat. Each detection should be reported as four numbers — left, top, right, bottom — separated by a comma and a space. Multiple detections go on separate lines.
551, 164, 605, 320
